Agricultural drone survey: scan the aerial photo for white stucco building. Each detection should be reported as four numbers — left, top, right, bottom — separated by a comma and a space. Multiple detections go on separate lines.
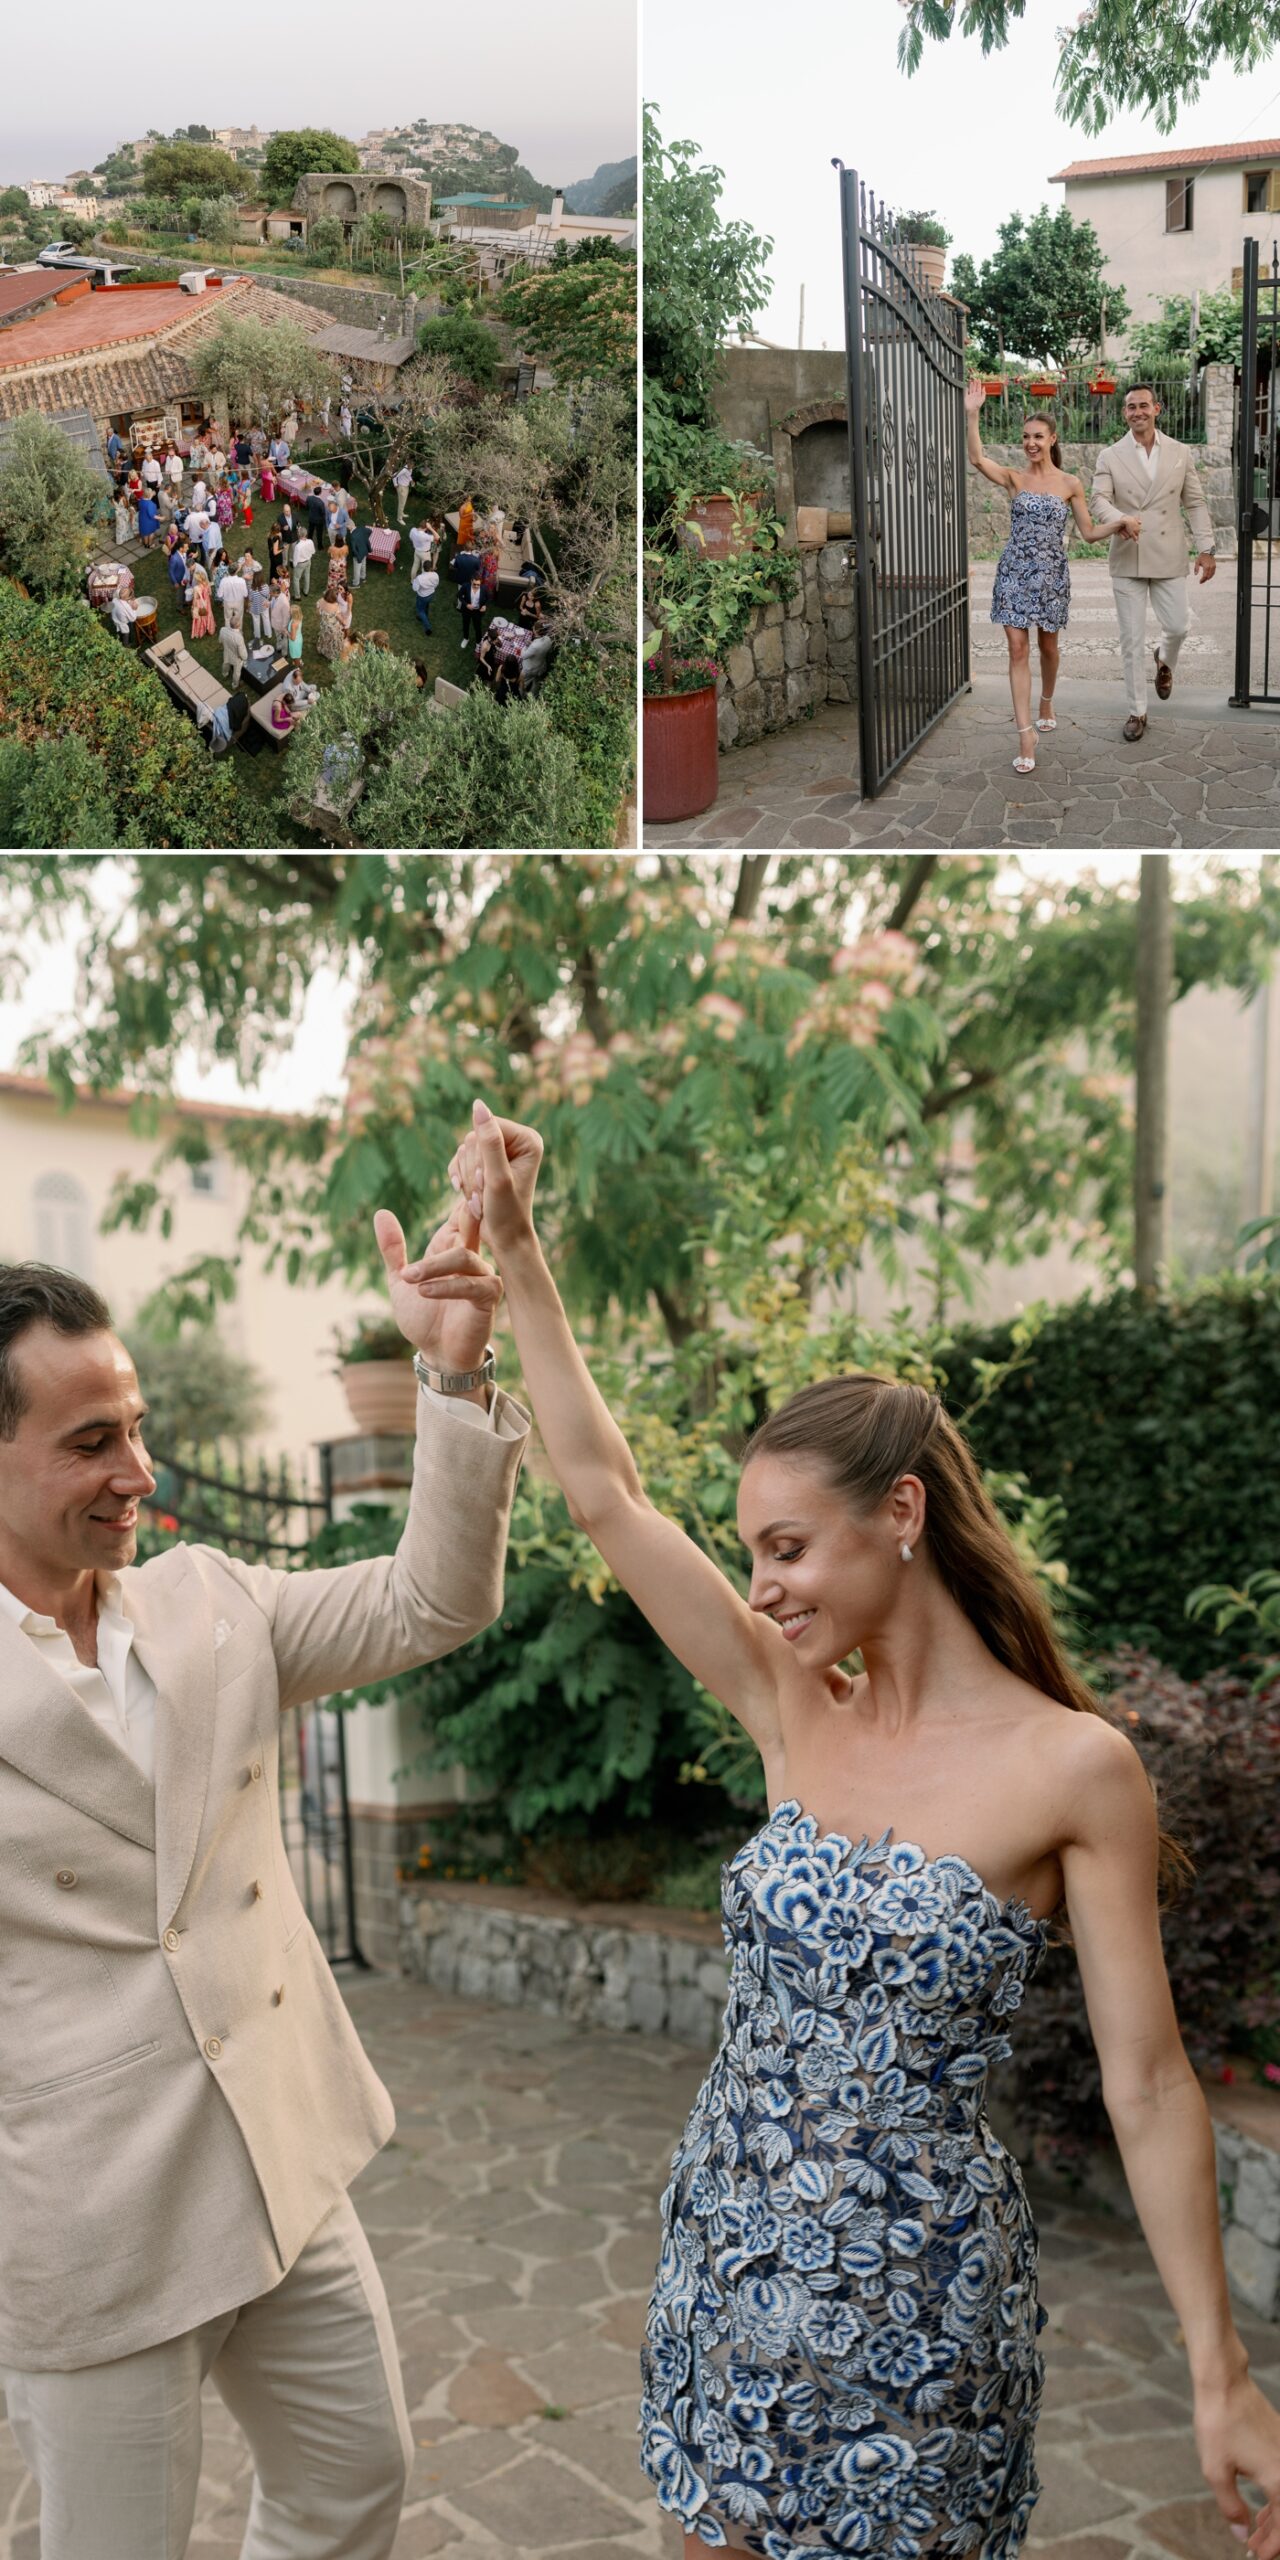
1051, 137, 1280, 352
436, 187, 636, 284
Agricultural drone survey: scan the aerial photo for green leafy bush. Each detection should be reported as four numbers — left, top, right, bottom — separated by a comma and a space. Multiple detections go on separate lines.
0, 410, 109, 598
540, 639, 634, 846
0, 587, 259, 847
941, 1278, 1280, 1672
417, 312, 499, 388
1001, 1649, 1280, 2160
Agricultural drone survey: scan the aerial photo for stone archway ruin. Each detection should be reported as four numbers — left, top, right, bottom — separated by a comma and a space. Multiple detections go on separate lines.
773, 398, 850, 538
370, 183, 407, 221
323, 180, 359, 217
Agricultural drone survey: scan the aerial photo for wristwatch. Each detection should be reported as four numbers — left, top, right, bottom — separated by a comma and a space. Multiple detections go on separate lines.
413, 1346, 497, 1397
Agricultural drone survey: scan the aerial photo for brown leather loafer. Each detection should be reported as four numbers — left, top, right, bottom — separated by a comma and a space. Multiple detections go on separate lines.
1154, 652, 1173, 700
1123, 715, 1147, 742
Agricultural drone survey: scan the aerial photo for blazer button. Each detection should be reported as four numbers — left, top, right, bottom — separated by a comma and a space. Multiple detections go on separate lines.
163, 1928, 181, 1953
55, 1869, 78, 1888
250, 1762, 263, 1782
204, 2036, 223, 2059
271, 1986, 285, 2006
251, 1880, 264, 1901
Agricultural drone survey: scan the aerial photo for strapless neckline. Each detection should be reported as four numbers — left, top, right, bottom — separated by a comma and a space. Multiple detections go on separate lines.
763, 1797, 1051, 1934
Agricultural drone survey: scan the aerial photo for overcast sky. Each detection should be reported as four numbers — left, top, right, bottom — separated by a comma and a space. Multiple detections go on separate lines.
0, 0, 635, 194
646, 0, 1280, 347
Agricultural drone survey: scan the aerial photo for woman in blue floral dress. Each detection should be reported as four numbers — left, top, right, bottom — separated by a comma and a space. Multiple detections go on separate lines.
425, 1102, 1280, 2560
965, 381, 1140, 775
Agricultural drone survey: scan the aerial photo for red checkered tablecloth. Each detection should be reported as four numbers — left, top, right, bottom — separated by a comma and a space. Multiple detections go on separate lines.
368, 527, 401, 571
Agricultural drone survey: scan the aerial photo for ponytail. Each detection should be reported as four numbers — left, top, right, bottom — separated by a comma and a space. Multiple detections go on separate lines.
742, 1374, 1190, 1916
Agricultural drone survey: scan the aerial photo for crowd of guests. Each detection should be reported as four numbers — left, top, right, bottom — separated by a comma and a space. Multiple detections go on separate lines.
103, 413, 558, 735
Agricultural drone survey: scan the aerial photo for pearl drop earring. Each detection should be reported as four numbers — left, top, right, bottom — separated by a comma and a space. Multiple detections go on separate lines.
900, 1542, 913, 1563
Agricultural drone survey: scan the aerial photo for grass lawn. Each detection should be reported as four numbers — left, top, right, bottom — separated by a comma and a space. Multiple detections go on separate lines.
128, 451, 483, 840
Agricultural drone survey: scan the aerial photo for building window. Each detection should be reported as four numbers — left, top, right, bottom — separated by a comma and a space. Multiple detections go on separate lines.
1165, 177, 1194, 232
1245, 168, 1280, 214
33, 1172, 93, 1277
189, 1155, 223, 1197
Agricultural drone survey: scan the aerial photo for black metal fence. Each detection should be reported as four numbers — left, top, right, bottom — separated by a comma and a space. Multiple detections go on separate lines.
1232, 236, 1280, 709
974, 365, 1206, 447
144, 1444, 367, 1968
837, 165, 971, 799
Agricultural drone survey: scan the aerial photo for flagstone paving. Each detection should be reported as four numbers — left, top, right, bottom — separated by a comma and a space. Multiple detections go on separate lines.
644, 560, 1280, 853
2, 1973, 1278, 2557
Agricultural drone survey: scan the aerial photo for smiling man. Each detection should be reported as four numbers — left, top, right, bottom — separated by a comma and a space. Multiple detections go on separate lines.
0, 1213, 528, 2560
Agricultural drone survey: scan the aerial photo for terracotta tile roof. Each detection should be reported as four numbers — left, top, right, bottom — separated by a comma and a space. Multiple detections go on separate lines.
1051, 136, 1280, 180
0, 270, 64, 324
0, 279, 335, 426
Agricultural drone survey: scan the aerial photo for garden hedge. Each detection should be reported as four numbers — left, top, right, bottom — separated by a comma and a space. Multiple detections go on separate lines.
940, 1277, 1280, 1675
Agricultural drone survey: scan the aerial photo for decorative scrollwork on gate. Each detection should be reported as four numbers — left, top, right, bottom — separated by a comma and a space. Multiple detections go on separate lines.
905, 417, 919, 490
942, 452, 956, 519
925, 444, 938, 511
881, 392, 896, 470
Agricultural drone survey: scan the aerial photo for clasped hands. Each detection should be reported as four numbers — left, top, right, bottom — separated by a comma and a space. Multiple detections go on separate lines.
372, 1101, 540, 1374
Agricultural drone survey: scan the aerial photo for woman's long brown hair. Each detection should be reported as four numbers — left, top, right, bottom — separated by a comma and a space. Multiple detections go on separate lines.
742, 1374, 1190, 1906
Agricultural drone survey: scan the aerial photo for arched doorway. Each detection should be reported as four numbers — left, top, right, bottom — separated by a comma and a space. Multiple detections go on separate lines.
323, 181, 358, 217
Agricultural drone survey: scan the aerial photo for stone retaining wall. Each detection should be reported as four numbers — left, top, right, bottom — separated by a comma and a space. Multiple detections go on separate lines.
241, 270, 424, 334
967, 440, 1237, 561
717, 541, 857, 751
399, 1879, 1280, 2318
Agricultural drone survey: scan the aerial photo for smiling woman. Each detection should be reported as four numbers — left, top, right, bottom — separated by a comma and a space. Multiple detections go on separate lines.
426, 1095, 1280, 2560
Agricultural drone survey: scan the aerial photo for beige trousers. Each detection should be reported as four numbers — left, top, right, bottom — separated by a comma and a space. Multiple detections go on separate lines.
1, 2194, 412, 2560
1111, 573, 1190, 715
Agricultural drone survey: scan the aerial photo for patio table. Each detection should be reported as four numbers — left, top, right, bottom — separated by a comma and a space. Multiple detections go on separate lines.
367, 527, 400, 573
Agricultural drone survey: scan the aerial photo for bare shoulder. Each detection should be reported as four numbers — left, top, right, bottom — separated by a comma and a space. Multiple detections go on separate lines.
1045, 1703, 1154, 1843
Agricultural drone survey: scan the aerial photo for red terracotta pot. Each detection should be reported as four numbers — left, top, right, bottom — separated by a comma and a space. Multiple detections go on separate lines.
679, 492, 766, 558
643, 684, 719, 826
1029, 380, 1058, 398
1089, 376, 1117, 395
982, 378, 1007, 395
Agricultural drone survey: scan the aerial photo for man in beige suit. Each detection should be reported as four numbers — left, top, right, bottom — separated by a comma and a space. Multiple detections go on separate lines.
0, 1185, 529, 2559
1091, 382, 1217, 741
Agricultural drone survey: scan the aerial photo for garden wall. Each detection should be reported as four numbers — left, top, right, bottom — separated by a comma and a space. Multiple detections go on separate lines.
717, 541, 858, 750
241, 272, 426, 334
399, 1878, 1280, 2318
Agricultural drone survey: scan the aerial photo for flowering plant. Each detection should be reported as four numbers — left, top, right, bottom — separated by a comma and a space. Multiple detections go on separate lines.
643, 653, 718, 697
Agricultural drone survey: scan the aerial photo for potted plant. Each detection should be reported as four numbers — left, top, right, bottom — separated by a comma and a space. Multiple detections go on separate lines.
679, 436, 775, 559
642, 648, 721, 826
898, 211, 951, 296
335, 1315, 417, 1435
981, 375, 1007, 396
1089, 369, 1118, 395
1028, 376, 1058, 398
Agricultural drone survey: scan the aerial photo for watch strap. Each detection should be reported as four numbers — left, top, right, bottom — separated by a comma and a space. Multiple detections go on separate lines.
414, 1346, 497, 1397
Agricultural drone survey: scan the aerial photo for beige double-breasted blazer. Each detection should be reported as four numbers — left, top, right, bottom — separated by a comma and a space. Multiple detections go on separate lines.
0, 1382, 528, 2372
1091, 433, 1215, 579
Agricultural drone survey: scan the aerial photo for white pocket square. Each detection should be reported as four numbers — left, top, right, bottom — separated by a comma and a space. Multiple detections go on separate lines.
213, 1619, 233, 1651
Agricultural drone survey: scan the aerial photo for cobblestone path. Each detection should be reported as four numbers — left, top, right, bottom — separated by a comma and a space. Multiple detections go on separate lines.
644, 561, 1280, 852
3, 1976, 1277, 2557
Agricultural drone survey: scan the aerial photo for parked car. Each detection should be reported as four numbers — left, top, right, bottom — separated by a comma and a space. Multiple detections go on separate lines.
36, 244, 136, 283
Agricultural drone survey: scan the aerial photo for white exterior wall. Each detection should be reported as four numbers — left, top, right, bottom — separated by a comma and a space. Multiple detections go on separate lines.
1061, 166, 1280, 353
0, 1085, 382, 1465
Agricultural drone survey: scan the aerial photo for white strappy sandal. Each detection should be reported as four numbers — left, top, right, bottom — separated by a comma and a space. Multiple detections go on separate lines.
1013, 724, 1037, 775
1035, 702, 1058, 732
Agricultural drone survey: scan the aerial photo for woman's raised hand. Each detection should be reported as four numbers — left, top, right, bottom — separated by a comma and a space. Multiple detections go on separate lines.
447, 1100, 544, 1260
964, 378, 986, 415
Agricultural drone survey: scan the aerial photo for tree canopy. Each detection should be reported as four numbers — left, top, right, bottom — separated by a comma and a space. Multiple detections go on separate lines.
1128, 289, 1244, 373
899, 0, 1277, 134
7, 857, 1278, 1332
643, 106, 772, 427
0, 187, 30, 219
951, 207, 1128, 369
500, 254, 636, 384
190, 315, 334, 428
141, 141, 243, 200
0, 411, 107, 599
261, 129, 359, 206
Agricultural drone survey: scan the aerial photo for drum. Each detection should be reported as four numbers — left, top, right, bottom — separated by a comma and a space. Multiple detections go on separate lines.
133, 597, 158, 650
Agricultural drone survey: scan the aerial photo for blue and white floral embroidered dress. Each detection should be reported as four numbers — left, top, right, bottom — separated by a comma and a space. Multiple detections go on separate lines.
990, 490, 1071, 632
639, 1801, 1049, 2560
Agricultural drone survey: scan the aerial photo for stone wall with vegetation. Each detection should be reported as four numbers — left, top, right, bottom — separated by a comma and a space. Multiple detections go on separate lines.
717, 540, 857, 749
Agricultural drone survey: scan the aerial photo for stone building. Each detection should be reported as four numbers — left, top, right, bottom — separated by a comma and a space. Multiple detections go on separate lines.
292, 170, 433, 232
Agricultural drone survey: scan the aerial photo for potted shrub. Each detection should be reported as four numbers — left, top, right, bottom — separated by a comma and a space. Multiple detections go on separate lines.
1089, 370, 1118, 395
898, 211, 951, 296
335, 1315, 417, 1435
1028, 377, 1058, 398
678, 436, 775, 559
981, 375, 1007, 396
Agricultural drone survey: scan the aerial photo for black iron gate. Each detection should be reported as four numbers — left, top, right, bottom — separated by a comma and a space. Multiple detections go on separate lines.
146, 1445, 367, 1969
1232, 235, 1280, 708
837, 163, 971, 798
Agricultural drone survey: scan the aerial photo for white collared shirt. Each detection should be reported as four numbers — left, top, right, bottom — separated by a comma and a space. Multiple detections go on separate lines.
0, 1570, 157, 1779
1126, 429, 1162, 479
